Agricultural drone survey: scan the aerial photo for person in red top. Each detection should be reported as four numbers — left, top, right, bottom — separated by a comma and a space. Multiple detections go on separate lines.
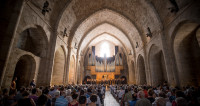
68, 93, 78, 106
143, 86, 148, 98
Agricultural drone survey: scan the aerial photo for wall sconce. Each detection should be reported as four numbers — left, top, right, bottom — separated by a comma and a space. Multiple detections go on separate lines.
74, 43, 78, 49
42, 1, 51, 16
136, 42, 139, 48
63, 28, 68, 37
168, 0, 179, 13
146, 27, 152, 38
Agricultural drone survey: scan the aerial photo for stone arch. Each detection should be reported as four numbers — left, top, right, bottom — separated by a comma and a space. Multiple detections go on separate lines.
70, 9, 144, 59
17, 25, 48, 57
173, 22, 200, 86
148, 45, 168, 86
68, 55, 76, 84
137, 55, 147, 85
78, 23, 134, 57
17, 25, 49, 86
13, 55, 36, 89
57, 0, 163, 48
51, 46, 66, 86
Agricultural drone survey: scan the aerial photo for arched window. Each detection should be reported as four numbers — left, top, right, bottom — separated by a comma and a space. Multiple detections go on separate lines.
100, 42, 110, 57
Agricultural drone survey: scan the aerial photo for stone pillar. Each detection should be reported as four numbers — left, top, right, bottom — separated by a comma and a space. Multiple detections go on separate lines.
0, 0, 25, 89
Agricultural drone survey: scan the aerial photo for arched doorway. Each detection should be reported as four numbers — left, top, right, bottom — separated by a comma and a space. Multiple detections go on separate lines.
13, 55, 36, 89
51, 47, 66, 85
149, 45, 167, 86
16, 25, 48, 86
68, 56, 75, 84
174, 23, 200, 86
137, 55, 147, 85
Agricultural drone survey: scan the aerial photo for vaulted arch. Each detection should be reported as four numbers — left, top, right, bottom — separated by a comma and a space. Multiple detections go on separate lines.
72, 9, 142, 56
13, 55, 36, 89
173, 22, 200, 86
51, 46, 67, 85
136, 55, 147, 85
17, 25, 48, 57
78, 22, 132, 51
68, 55, 76, 84
148, 45, 167, 86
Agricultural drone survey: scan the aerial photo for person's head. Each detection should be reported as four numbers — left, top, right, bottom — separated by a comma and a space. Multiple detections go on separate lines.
156, 98, 167, 106
19, 86, 25, 93
132, 93, 137, 101
22, 90, 30, 97
87, 88, 92, 93
66, 90, 71, 96
59, 86, 65, 92
32, 88, 37, 94
78, 87, 81, 92
90, 94, 97, 103
60, 91, 66, 97
98, 89, 101, 93
148, 89, 154, 96
43, 88, 49, 95
125, 89, 128, 93
36, 88, 42, 96
175, 90, 185, 98
128, 87, 131, 91
72, 93, 78, 100
37, 94, 48, 106
39, 86, 43, 90
80, 90, 85, 96
9, 89, 16, 96
54, 91, 60, 97
143, 86, 147, 90
159, 91, 166, 98
13, 77, 17, 81
79, 96, 87, 105
3, 88, 8, 95
176, 97, 187, 106
32, 79, 35, 82
138, 91, 145, 99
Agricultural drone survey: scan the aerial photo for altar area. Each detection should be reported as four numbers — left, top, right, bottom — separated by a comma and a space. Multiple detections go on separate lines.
87, 65, 123, 82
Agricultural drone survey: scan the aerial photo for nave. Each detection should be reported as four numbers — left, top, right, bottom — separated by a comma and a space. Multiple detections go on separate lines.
104, 90, 120, 106
1, 0, 200, 106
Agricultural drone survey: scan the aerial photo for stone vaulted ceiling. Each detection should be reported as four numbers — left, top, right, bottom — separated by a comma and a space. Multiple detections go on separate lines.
31, 0, 163, 57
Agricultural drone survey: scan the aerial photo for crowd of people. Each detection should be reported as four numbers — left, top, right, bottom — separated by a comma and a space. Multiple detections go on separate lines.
110, 82, 200, 106
83, 78, 127, 85
0, 79, 200, 106
0, 84, 106, 106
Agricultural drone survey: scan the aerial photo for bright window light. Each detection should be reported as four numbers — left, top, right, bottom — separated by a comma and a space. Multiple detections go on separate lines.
100, 42, 110, 57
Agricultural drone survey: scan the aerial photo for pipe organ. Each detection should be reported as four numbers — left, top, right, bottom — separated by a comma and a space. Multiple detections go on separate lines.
86, 46, 124, 82
88, 53, 123, 72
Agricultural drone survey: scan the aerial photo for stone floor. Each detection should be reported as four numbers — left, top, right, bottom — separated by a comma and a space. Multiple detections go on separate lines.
104, 91, 120, 106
